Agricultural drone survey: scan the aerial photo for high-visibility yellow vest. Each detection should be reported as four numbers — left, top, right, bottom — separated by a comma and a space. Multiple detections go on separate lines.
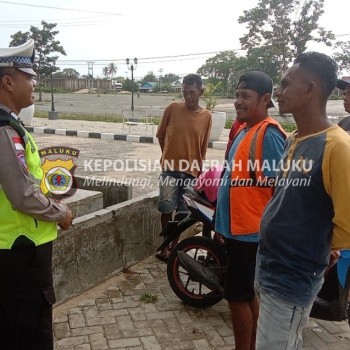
0, 124, 57, 249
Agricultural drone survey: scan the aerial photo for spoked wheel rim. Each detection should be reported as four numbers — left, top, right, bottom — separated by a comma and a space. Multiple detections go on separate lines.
167, 236, 225, 308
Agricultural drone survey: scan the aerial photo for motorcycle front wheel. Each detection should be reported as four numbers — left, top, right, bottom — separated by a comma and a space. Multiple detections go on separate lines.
167, 236, 225, 308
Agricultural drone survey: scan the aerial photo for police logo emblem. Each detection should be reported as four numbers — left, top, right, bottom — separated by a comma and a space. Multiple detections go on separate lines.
39, 147, 79, 199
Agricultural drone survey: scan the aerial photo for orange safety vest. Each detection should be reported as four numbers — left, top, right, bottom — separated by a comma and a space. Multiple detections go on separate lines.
229, 117, 286, 235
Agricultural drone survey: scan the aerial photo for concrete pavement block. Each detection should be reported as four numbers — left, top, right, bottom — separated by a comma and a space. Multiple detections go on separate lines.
89, 333, 108, 349
74, 345, 91, 350
71, 326, 103, 336
85, 317, 117, 327
55, 128, 67, 135
139, 335, 162, 350
212, 141, 228, 150
78, 300, 96, 307
56, 335, 89, 347
101, 324, 122, 340
126, 135, 140, 142
34, 126, 45, 133
54, 321, 72, 339
100, 133, 114, 140
108, 338, 141, 348
69, 313, 86, 328
77, 131, 90, 138
193, 339, 212, 350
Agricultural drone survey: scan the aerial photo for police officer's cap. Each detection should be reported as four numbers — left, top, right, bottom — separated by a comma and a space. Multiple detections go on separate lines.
0, 39, 37, 76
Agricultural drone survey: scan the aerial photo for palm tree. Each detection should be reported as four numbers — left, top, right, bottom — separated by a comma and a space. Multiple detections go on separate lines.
108, 62, 117, 79
102, 66, 110, 79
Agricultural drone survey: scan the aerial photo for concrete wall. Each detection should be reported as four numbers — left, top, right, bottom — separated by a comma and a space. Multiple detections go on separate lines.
53, 191, 162, 304
74, 175, 132, 207
41, 78, 114, 91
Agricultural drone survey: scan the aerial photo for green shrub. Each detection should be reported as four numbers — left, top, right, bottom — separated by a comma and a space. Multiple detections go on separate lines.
280, 122, 297, 132
140, 293, 158, 303
34, 110, 123, 123
223, 120, 296, 133
225, 120, 233, 129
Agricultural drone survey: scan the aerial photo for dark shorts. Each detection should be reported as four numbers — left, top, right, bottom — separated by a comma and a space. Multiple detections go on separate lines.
0, 238, 55, 350
158, 171, 195, 214
224, 238, 258, 302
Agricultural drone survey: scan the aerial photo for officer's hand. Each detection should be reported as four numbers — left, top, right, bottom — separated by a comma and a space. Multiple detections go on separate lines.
58, 208, 74, 230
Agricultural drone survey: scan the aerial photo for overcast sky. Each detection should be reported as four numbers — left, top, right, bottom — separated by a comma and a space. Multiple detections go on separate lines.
0, 0, 348, 80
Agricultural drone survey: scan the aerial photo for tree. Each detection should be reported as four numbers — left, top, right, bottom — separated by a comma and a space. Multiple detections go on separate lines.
140, 71, 157, 85
241, 47, 280, 84
123, 78, 139, 92
162, 73, 180, 84
333, 41, 350, 73
114, 76, 125, 83
53, 69, 80, 79
61, 68, 80, 79
102, 66, 110, 79
197, 51, 246, 95
10, 20, 66, 100
108, 63, 117, 79
238, 0, 335, 77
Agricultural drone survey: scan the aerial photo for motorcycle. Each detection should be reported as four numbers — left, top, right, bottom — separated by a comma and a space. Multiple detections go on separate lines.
155, 166, 225, 306
156, 185, 226, 308
171, 191, 225, 308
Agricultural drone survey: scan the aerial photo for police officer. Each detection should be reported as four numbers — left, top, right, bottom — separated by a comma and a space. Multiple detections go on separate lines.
0, 40, 74, 349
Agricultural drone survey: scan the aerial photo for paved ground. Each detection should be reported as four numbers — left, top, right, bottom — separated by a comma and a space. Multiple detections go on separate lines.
29, 127, 350, 350
52, 254, 350, 350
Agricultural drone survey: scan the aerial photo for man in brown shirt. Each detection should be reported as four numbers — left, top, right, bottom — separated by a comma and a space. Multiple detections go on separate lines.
156, 74, 212, 260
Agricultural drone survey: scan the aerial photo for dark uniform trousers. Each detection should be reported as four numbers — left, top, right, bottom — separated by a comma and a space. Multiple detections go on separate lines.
0, 237, 56, 350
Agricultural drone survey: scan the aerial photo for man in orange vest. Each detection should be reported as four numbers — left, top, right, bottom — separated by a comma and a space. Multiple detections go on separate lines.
215, 71, 286, 350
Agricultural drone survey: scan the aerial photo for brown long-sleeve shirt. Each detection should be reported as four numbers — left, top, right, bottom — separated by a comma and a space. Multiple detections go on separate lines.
156, 101, 212, 177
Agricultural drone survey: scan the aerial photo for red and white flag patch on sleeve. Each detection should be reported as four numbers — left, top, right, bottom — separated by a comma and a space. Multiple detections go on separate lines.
12, 136, 25, 151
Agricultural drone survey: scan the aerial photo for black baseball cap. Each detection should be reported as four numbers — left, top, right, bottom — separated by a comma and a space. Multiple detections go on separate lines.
237, 71, 276, 109
337, 78, 350, 90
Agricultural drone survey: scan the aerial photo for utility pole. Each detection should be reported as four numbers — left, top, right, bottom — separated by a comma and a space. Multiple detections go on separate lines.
159, 68, 163, 92
126, 58, 138, 111
87, 61, 95, 91
48, 65, 59, 120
